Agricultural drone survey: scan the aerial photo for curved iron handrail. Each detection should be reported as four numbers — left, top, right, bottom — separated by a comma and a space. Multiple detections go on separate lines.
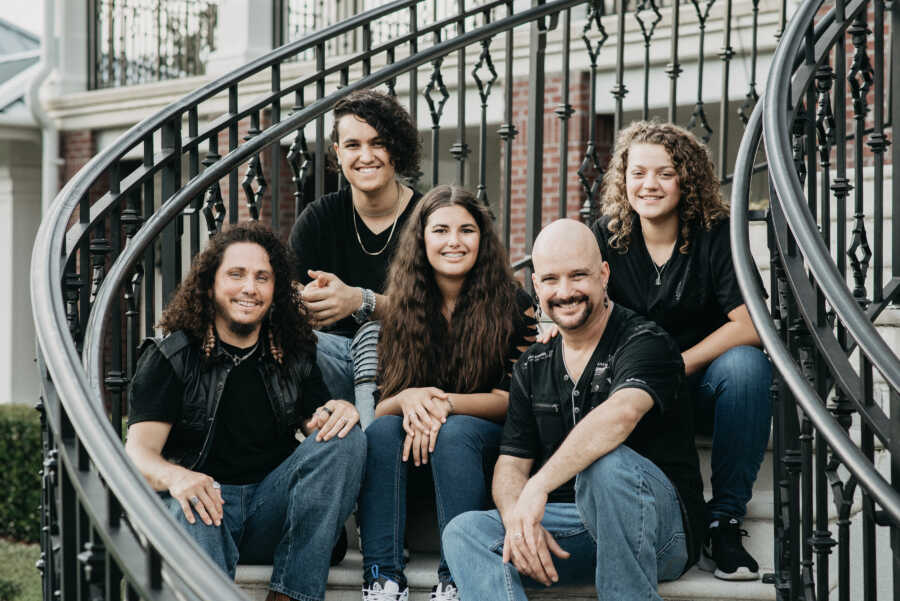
762, 0, 900, 396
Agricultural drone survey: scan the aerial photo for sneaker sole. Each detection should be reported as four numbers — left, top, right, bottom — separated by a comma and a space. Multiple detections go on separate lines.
697, 554, 759, 581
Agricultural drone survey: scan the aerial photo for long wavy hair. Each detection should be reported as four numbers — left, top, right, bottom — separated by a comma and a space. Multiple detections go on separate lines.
158, 222, 315, 361
378, 185, 521, 398
600, 121, 729, 254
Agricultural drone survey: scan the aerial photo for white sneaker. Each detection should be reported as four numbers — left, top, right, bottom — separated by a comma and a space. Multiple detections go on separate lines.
362, 577, 409, 601
429, 582, 459, 601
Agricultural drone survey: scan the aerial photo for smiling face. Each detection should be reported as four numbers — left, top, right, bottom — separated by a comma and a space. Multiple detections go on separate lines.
625, 143, 681, 226
532, 220, 609, 333
212, 242, 275, 342
424, 204, 481, 282
333, 114, 396, 195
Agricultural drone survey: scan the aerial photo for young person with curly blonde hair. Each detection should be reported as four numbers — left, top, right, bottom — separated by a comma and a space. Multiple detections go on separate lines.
357, 185, 536, 601
593, 121, 771, 581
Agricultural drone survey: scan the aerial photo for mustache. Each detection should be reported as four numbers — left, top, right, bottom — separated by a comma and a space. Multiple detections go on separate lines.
548, 294, 589, 308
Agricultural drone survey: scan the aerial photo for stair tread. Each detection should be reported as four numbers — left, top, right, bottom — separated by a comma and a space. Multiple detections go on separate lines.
236, 551, 776, 600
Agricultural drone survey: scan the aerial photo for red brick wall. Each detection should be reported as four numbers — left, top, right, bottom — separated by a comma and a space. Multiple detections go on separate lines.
501, 72, 614, 263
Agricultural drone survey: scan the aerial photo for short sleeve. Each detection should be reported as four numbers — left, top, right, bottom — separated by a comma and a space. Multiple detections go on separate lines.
299, 361, 331, 420
607, 325, 683, 414
127, 345, 184, 427
499, 361, 540, 458
289, 204, 322, 285
708, 219, 746, 315
496, 288, 538, 391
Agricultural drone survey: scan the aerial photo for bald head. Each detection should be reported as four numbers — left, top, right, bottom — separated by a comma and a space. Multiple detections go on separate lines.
532, 219, 603, 273
531, 219, 609, 333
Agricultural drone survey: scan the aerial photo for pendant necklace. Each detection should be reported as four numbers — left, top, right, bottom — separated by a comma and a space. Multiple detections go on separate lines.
222, 341, 259, 366
651, 257, 667, 286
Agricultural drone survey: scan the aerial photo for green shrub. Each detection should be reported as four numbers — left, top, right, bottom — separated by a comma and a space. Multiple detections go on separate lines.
0, 405, 41, 543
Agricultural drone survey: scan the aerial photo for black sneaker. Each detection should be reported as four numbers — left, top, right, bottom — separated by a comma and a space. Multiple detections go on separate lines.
698, 518, 760, 581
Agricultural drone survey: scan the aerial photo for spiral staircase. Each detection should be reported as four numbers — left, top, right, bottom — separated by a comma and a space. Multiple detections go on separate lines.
29, 1, 900, 600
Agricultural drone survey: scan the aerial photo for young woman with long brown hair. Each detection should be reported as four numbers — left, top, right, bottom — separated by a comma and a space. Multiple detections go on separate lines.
357, 185, 536, 601
593, 121, 771, 581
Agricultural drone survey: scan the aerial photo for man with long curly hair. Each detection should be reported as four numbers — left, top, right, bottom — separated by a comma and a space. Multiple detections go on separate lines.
289, 89, 423, 428
125, 222, 365, 601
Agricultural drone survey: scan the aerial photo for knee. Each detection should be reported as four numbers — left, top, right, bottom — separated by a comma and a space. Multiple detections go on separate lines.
709, 346, 771, 385
576, 446, 641, 504
431, 416, 496, 463
315, 426, 367, 469
442, 510, 489, 554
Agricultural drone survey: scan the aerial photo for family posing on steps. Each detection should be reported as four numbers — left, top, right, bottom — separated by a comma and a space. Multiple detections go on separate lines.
124, 89, 771, 601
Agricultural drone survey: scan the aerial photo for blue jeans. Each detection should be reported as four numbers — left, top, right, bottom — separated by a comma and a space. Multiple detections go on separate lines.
692, 345, 772, 521
162, 428, 366, 601
442, 445, 688, 601
315, 322, 380, 429
358, 414, 503, 587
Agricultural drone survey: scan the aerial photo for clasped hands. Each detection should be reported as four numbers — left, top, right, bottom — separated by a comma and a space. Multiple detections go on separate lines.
501, 480, 571, 586
297, 270, 362, 328
390, 387, 452, 467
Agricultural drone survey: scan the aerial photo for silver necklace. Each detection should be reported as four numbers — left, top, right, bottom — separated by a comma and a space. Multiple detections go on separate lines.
221, 341, 259, 366
353, 181, 403, 256
651, 258, 668, 286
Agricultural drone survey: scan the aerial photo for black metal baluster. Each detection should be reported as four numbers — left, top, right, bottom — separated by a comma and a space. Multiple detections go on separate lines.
228, 86, 240, 223
122, 190, 143, 384
498, 0, 517, 249
142, 134, 155, 338
815, 65, 835, 250
612, 0, 627, 132
717, 0, 733, 181
187, 107, 201, 258
425, 30, 450, 187
666, 0, 681, 123
242, 112, 267, 221
271, 64, 282, 233
287, 89, 312, 218
315, 44, 326, 201
524, 4, 548, 257
106, 170, 126, 435
202, 134, 226, 237
686, 0, 715, 142
161, 117, 183, 303
579, 1, 608, 224
450, 0, 469, 184
832, 0, 849, 350
556, 8, 573, 218
847, 13, 873, 306
893, 0, 900, 285
867, 0, 886, 303
634, 0, 662, 121
737, 0, 760, 126
472, 9, 498, 207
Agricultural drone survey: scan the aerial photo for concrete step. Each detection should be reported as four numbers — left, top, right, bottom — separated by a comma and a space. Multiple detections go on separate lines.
235, 551, 778, 601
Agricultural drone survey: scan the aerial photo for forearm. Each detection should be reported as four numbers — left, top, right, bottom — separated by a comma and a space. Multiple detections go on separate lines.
446, 390, 508, 422
493, 457, 531, 519
124, 440, 188, 492
682, 315, 761, 375
529, 391, 651, 495
374, 395, 402, 417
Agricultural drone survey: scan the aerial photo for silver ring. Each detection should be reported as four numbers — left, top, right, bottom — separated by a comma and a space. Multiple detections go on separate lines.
189, 495, 201, 506
212, 481, 221, 490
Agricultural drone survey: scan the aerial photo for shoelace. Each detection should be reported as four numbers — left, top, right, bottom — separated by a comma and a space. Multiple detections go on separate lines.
429, 583, 459, 601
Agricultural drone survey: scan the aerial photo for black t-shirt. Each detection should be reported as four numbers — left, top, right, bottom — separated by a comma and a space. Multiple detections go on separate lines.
289, 186, 423, 338
500, 304, 704, 559
128, 340, 331, 485
592, 216, 747, 352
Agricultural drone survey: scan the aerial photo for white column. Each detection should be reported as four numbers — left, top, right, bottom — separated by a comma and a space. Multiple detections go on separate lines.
0, 137, 42, 405
53, 0, 88, 94
206, 0, 275, 76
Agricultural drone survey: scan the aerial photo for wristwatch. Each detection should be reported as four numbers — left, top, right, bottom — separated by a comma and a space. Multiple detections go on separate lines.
352, 287, 376, 324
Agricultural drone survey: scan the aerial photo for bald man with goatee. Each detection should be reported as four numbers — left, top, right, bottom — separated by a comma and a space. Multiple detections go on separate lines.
442, 219, 705, 601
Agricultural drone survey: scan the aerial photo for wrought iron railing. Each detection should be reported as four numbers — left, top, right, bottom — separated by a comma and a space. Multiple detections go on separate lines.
88, 0, 220, 89
37, 0, 775, 598
731, 0, 900, 599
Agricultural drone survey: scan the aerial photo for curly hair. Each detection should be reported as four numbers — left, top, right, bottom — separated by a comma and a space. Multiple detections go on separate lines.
600, 121, 729, 254
157, 222, 315, 361
330, 89, 421, 179
378, 185, 522, 398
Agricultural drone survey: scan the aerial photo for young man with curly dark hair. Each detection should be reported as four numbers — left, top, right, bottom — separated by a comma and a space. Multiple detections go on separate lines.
125, 222, 366, 601
289, 88, 423, 428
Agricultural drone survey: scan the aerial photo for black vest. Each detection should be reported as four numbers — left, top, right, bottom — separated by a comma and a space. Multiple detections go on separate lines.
140, 331, 314, 470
